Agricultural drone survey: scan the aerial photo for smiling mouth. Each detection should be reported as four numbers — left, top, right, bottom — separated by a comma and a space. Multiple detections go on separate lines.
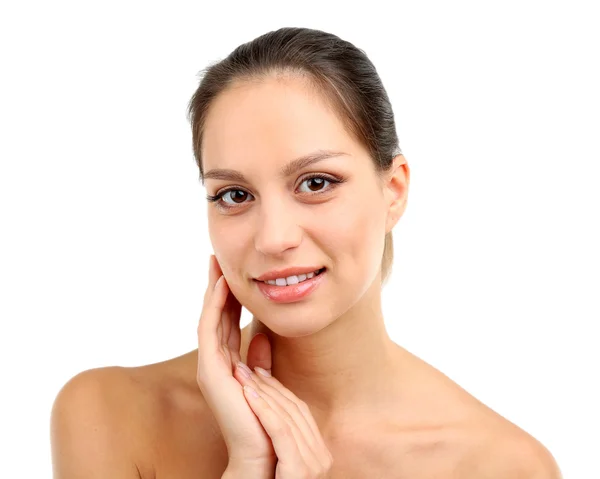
254, 267, 327, 303
255, 267, 326, 286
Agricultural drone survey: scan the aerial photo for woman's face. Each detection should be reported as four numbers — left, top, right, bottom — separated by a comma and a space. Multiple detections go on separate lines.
202, 75, 394, 337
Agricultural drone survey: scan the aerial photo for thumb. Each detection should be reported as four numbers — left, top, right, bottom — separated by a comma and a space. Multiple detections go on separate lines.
246, 333, 272, 374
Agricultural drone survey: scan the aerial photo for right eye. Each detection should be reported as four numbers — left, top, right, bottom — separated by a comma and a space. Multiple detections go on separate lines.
206, 188, 253, 209
221, 190, 252, 205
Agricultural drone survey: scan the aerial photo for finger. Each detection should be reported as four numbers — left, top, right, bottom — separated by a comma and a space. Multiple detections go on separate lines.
208, 254, 222, 289
209, 255, 238, 350
236, 366, 321, 470
211, 254, 224, 281
254, 371, 331, 462
242, 384, 310, 473
208, 254, 215, 284
222, 286, 241, 347
198, 274, 228, 350
217, 319, 223, 344
221, 290, 242, 370
252, 371, 325, 459
226, 303, 242, 365
200, 254, 224, 327
246, 333, 272, 373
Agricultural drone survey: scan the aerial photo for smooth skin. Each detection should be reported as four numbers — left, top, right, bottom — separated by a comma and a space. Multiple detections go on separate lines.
198, 254, 332, 477
51, 73, 562, 478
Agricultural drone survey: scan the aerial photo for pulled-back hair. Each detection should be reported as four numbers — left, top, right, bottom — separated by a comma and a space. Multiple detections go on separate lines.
188, 27, 402, 285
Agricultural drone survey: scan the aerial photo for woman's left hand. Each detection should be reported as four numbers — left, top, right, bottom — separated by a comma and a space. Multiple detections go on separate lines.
234, 333, 333, 478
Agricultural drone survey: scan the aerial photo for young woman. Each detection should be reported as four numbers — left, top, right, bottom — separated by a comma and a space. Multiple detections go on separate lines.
51, 27, 561, 478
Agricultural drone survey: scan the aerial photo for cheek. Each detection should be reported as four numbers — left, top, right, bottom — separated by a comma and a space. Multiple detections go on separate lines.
208, 217, 247, 279
349, 189, 385, 234
313, 192, 386, 268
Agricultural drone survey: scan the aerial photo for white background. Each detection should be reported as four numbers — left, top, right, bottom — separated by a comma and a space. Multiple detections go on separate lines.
1, 1, 598, 477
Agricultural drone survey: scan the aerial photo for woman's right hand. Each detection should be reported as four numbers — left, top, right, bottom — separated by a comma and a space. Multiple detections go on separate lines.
196, 255, 276, 475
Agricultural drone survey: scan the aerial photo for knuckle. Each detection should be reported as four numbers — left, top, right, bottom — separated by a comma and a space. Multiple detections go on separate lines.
318, 462, 332, 478
298, 468, 312, 479
273, 420, 291, 437
297, 399, 310, 414
280, 408, 295, 425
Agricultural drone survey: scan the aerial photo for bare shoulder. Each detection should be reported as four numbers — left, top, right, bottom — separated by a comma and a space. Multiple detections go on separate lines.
51, 352, 228, 479
445, 386, 563, 478
50, 365, 151, 478
458, 423, 562, 478
455, 388, 562, 477
396, 348, 562, 478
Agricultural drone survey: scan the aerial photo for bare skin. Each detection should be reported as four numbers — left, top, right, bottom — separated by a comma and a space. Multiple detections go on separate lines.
51, 74, 561, 478
52, 323, 560, 478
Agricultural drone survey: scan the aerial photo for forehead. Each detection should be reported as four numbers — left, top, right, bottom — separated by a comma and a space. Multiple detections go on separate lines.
202, 75, 360, 171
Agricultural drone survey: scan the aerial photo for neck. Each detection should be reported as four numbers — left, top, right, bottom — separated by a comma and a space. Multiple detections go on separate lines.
243, 277, 401, 430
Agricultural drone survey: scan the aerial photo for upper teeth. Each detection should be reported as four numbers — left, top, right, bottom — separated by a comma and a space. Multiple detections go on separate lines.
263, 269, 322, 286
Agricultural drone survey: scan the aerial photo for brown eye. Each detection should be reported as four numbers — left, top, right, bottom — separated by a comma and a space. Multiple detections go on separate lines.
223, 190, 250, 204
299, 176, 331, 193
207, 173, 343, 210
307, 177, 325, 191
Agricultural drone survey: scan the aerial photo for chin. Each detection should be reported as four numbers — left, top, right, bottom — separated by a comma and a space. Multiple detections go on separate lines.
249, 308, 334, 338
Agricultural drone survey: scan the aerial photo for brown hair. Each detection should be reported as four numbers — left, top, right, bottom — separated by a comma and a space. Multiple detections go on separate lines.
187, 27, 402, 285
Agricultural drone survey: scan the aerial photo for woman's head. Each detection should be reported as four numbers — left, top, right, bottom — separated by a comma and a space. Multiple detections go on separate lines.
188, 27, 409, 337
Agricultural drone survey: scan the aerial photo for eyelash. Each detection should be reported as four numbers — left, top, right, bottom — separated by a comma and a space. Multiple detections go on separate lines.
205, 173, 344, 210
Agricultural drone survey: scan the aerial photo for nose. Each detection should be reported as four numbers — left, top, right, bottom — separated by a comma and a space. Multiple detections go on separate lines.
253, 198, 302, 256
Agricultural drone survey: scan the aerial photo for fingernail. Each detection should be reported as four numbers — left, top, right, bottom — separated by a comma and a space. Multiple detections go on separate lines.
236, 361, 252, 378
255, 367, 271, 377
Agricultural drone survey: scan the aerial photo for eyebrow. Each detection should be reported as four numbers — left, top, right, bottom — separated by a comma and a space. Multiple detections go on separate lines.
202, 149, 348, 185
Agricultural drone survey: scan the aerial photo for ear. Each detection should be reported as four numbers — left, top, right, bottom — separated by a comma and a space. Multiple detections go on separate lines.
384, 154, 410, 234
246, 333, 272, 374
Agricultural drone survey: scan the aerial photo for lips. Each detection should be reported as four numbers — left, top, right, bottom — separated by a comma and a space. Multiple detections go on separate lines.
255, 268, 327, 303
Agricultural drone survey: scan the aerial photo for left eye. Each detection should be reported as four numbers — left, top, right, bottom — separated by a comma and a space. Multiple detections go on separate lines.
298, 176, 331, 193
